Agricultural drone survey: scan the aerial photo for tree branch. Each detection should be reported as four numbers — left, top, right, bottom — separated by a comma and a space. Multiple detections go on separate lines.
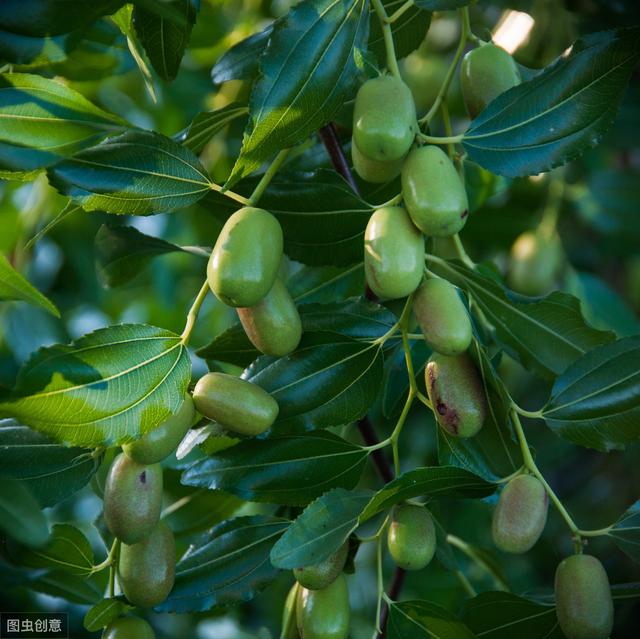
377, 567, 406, 638
357, 416, 394, 483
318, 123, 360, 193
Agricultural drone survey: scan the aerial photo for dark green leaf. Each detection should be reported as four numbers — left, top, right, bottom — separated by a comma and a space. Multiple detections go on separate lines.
133, 0, 198, 81
0, 479, 50, 548
228, 0, 370, 185
414, 0, 470, 9
609, 500, 640, 563
210, 25, 273, 84
177, 103, 248, 154
29, 569, 105, 605
181, 431, 369, 505
156, 515, 288, 613
542, 336, 640, 451
462, 592, 562, 639
0, 29, 75, 66
462, 27, 640, 177
439, 260, 615, 379
388, 600, 476, 639
0, 324, 191, 448
0, 253, 59, 317
0, 420, 97, 506
48, 129, 212, 215
245, 332, 383, 435
84, 598, 132, 632
270, 488, 373, 569
287, 263, 364, 304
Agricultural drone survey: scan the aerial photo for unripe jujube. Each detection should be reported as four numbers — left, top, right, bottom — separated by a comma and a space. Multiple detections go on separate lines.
208, 206, 283, 307
123, 395, 194, 464
413, 278, 472, 356
402, 145, 469, 237
554, 554, 614, 639
425, 353, 486, 437
294, 542, 349, 591
296, 574, 350, 639
352, 75, 417, 162
364, 206, 424, 300
492, 474, 548, 553
461, 42, 521, 119
103, 453, 162, 545
237, 278, 302, 357
102, 617, 155, 639
351, 140, 403, 184
119, 521, 176, 609
400, 51, 449, 113
192, 372, 279, 436
508, 230, 563, 296
387, 504, 436, 571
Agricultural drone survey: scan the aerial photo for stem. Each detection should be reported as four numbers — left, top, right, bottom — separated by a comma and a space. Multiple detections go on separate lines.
181, 279, 210, 344
455, 570, 477, 598
452, 234, 474, 269
210, 182, 250, 206
417, 132, 464, 145
371, 0, 401, 78
375, 535, 384, 634
385, 0, 414, 23
513, 404, 544, 420
161, 490, 204, 518
358, 416, 394, 483
447, 534, 509, 591
420, 7, 471, 126
318, 124, 360, 193
248, 148, 291, 205
577, 527, 613, 538
92, 538, 120, 573
376, 567, 406, 639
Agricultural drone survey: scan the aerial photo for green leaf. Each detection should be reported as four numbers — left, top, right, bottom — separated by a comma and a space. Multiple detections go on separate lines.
359, 466, 495, 521
181, 430, 369, 505
609, 500, 640, 563
462, 592, 562, 639
13, 523, 94, 576
0, 479, 50, 548
414, 0, 470, 9
156, 515, 288, 613
0, 73, 126, 174
95, 224, 191, 288
0, 29, 75, 66
387, 600, 477, 639
0, 420, 97, 507
84, 597, 132, 632
270, 488, 373, 569
0, 253, 59, 317
0, 324, 191, 448
462, 27, 640, 177
197, 297, 394, 367
29, 569, 105, 605
228, 0, 370, 185
542, 336, 640, 451
133, 0, 198, 81
287, 263, 365, 304
0, 1, 125, 37
439, 260, 615, 379
245, 332, 384, 435
48, 129, 212, 215
177, 103, 248, 154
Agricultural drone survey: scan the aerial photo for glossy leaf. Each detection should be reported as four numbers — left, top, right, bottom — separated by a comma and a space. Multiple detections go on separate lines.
0, 420, 97, 506
609, 500, 640, 563
270, 488, 373, 569
181, 430, 369, 505
133, 0, 198, 81
177, 103, 248, 154
210, 25, 273, 84
0, 324, 191, 448
48, 129, 212, 215
83, 597, 132, 632
462, 27, 640, 177
387, 600, 476, 639
244, 332, 384, 435
228, 0, 369, 185
462, 592, 562, 639
542, 336, 640, 451
29, 569, 105, 605
287, 263, 365, 304
156, 515, 288, 613
439, 260, 615, 379
0, 73, 125, 174
0, 29, 74, 66
0, 479, 50, 548
0, 253, 59, 317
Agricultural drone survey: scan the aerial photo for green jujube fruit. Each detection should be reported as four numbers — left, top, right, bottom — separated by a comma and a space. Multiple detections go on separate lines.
237, 278, 302, 357
461, 43, 521, 119
122, 395, 194, 464
352, 75, 417, 162
508, 230, 563, 296
119, 521, 176, 609
364, 206, 424, 300
103, 453, 162, 545
492, 475, 548, 553
296, 574, 350, 639
102, 617, 155, 639
401, 146, 469, 237
351, 139, 403, 183
282, 583, 301, 639
294, 542, 349, 591
413, 278, 472, 355
425, 353, 486, 437
192, 372, 279, 436
387, 504, 436, 571
554, 554, 614, 639
400, 51, 449, 113
207, 206, 283, 307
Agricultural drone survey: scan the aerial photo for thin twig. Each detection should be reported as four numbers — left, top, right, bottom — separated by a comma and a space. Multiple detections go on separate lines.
318, 123, 359, 193
377, 567, 406, 638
